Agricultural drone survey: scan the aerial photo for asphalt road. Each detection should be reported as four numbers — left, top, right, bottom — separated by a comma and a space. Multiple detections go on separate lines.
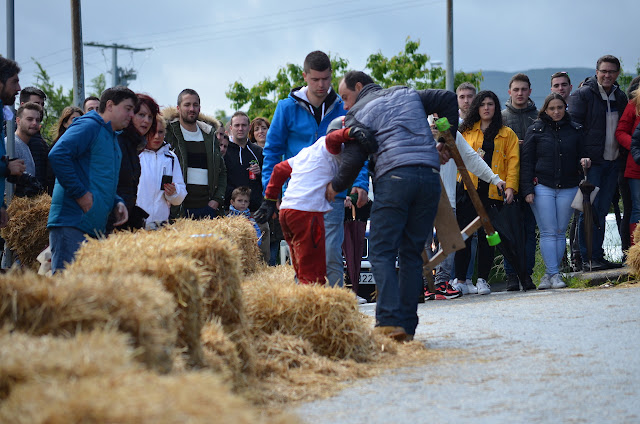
295, 286, 640, 424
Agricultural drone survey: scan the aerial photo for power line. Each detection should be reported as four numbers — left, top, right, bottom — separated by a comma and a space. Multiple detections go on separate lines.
84, 42, 152, 87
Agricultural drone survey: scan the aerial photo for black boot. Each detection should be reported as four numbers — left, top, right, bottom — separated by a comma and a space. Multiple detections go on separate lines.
522, 275, 537, 291
506, 274, 520, 291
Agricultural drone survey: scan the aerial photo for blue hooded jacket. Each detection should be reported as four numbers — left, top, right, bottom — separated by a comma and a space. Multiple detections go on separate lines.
262, 87, 369, 197
47, 111, 124, 237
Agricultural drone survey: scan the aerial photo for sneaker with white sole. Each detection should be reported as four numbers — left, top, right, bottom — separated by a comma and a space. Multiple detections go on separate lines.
476, 278, 491, 295
550, 274, 566, 289
451, 278, 469, 295
465, 279, 478, 294
538, 274, 552, 290
356, 295, 368, 304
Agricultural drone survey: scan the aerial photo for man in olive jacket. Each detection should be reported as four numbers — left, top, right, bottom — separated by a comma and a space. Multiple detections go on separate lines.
164, 88, 226, 219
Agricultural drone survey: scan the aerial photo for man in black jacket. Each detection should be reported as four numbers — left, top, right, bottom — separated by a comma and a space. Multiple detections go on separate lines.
569, 55, 628, 271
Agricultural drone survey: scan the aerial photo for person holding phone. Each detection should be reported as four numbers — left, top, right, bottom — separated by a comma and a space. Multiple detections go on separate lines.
136, 114, 187, 229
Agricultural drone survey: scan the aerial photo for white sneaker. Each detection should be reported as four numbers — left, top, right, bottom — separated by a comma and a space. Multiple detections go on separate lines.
476, 278, 490, 295
538, 274, 551, 290
550, 274, 566, 289
465, 279, 478, 294
356, 295, 368, 304
451, 278, 469, 295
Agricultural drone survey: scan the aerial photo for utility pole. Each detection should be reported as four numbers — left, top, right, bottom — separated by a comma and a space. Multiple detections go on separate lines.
446, 0, 454, 92
83, 42, 151, 87
70, 0, 85, 107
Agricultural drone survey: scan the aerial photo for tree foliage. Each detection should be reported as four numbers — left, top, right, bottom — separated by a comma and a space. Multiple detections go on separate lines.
617, 59, 640, 95
366, 37, 483, 90
226, 56, 348, 121
32, 60, 106, 143
33, 60, 73, 143
225, 38, 482, 121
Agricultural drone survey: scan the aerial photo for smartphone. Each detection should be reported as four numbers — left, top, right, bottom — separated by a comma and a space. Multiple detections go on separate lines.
160, 174, 173, 190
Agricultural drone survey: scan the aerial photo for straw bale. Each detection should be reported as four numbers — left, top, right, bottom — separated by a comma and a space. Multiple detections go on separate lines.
0, 328, 140, 399
0, 371, 300, 424
68, 231, 208, 368
626, 243, 640, 275
0, 194, 51, 270
169, 216, 262, 274
201, 318, 243, 384
0, 270, 176, 373
242, 267, 377, 362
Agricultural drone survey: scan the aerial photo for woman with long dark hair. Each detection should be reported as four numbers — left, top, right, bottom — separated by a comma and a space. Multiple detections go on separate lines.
521, 93, 590, 289
248, 117, 269, 148
453, 90, 520, 295
113, 93, 160, 230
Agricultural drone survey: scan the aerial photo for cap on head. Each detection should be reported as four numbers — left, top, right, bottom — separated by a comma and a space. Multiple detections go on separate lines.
326, 116, 345, 135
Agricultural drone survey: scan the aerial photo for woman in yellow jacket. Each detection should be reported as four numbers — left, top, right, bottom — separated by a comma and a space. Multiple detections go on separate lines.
453, 90, 520, 295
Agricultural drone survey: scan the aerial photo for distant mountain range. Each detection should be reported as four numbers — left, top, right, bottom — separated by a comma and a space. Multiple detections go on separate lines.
476, 67, 636, 110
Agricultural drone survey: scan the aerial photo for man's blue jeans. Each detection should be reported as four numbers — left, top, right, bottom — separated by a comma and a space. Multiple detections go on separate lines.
324, 198, 345, 287
49, 226, 87, 273
530, 184, 577, 275
370, 166, 440, 336
579, 160, 620, 260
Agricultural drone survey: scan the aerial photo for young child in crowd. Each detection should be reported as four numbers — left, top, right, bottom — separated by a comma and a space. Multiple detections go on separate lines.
254, 117, 374, 284
227, 186, 262, 246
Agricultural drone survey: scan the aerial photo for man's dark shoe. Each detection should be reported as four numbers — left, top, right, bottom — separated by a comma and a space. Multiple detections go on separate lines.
506, 274, 520, 291
522, 275, 537, 291
582, 259, 608, 272
600, 258, 622, 269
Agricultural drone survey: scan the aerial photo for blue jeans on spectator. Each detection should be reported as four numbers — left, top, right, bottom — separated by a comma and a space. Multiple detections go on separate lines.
324, 198, 345, 287
185, 205, 218, 220
504, 201, 536, 276
466, 232, 477, 280
49, 226, 87, 273
370, 166, 440, 336
530, 185, 577, 275
579, 160, 620, 260
628, 178, 640, 224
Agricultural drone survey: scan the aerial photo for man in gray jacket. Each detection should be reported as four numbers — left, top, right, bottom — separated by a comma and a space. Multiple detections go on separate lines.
327, 71, 457, 341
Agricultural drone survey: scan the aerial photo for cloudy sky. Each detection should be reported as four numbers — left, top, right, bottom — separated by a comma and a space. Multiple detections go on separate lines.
1, 0, 637, 115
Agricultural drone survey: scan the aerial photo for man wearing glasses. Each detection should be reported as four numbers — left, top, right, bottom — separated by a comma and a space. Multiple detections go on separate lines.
569, 55, 628, 271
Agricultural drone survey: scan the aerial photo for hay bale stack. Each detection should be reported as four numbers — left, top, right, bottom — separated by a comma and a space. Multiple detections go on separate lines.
0, 270, 176, 373
0, 328, 140, 400
160, 220, 257, 374
0, 194, 51, 270
168, 216, 262, 275
68, 231, 208, 368
627, 226, 640, 274
201, 318, 243, 384
0, 371, 300, 424
243, 267, 377, 362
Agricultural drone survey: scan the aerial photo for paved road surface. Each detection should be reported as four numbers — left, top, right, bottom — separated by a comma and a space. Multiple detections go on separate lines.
295, 286, 640, 424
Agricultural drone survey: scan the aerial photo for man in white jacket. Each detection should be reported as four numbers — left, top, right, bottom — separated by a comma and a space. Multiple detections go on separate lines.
428, 115, 505, 297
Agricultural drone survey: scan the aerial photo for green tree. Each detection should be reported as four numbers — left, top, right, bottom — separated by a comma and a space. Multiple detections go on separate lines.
225, 38, 482, 121
33, 60, 73, 143
617, 59, 640, 95
226, 56, 349, 121
88, 73, 106, 98
366, 37, 483, 90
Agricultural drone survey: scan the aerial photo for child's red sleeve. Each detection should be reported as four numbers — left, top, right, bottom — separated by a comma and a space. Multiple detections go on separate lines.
265, 160, 292, 200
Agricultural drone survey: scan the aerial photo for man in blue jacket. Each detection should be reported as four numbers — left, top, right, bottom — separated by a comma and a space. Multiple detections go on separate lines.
48, 86, 137, 272
262, 51, 369, 287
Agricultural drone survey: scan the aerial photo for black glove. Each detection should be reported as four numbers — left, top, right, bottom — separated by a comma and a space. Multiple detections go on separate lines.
349, 126, 378, 154
253, 198, 277, 224
8, 172, 45, 198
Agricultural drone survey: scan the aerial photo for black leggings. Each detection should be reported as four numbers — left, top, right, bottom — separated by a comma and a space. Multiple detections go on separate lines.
454, 194, 502, 281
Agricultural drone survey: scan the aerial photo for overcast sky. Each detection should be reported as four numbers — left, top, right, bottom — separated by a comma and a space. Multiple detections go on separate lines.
1, 0, 637, 116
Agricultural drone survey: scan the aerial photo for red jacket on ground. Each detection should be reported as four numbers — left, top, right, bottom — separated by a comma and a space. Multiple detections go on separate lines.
616, 101, 640, 179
